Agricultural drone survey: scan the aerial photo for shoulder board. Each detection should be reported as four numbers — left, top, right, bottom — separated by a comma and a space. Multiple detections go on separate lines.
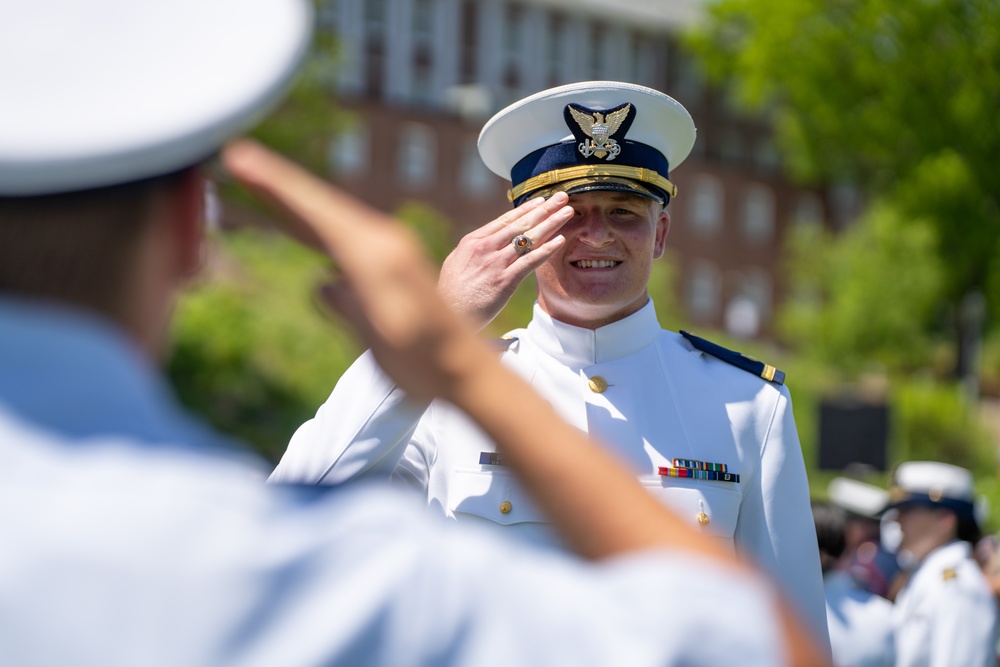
487, 336, 518, 353
680, 330, 785, 385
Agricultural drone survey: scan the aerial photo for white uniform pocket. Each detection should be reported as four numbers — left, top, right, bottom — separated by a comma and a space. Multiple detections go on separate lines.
445, 468, 546, 526
640, 477, 742, 539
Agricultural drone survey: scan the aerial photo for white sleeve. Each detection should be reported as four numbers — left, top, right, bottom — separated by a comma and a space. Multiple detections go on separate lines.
735, 385, 831, 655
268, 350, 430, 485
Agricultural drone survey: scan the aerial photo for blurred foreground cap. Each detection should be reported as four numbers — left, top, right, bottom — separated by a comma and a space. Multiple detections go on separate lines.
828, 477, 890, 520
0, 0, 313, 195
478, 81, 696, 207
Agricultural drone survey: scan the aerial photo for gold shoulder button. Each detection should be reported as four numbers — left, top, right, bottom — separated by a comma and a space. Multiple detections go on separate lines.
588, 376, 608, 393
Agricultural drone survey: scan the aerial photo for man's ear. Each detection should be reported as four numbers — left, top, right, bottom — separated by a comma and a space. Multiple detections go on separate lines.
164, 167, 206, 280
939, 510, 959, 539
652, 208, 670, 259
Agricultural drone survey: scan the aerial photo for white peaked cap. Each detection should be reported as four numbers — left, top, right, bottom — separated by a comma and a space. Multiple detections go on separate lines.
478, 81, 696, 205
0, 0, 313, 195
827, 477, 890, 519
892, 461, 975, 503
886, 461, 989, 529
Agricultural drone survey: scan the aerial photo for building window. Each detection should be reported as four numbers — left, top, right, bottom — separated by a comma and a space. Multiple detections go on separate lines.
725, 268, 772, 339
502, 4, 524, 71
744, 268, 772, 319
689, 175, 723, 235
719, 130, 745, 164
413, 0, 434, 46
328, 122, 369, 176
460, 138, 495, 197
397, 122, 436, 188
793, 192, 824, 227
754, 140, 781, 173
723, 267, 773, 339
687, 260, 720, 319
412, 64, 434, 106
365, 0, 385, 36
672, 54, 704, 104
724, 294, 760, 339
742, 184, 774, 242
632, 37, 656, 87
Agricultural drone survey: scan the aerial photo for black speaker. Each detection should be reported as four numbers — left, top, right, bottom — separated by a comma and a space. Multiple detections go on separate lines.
818, 400, 889, 471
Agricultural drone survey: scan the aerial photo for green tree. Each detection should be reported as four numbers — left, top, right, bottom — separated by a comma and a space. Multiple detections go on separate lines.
687, 2, 1000, 491
779, 203, 945, 375
687, 0, 1000, 312
169, 229, 361, 462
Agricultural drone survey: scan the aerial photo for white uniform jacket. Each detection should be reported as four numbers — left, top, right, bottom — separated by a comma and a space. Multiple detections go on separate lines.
0, 298, 790, 666
893, 540, 1000, 667
274, 300, 830, 648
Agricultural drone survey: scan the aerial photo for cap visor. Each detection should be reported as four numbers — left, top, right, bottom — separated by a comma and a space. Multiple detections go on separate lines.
528, 176, 665, 205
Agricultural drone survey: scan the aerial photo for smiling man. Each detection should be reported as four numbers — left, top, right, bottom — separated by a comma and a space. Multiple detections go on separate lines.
272, 81, 829, 650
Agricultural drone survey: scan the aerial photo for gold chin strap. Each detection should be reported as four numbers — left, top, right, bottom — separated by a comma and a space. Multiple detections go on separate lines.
508, 164, 677, 203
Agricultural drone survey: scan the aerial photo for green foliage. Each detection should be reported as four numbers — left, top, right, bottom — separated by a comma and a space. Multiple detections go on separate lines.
483, 274, 539, 339
687, 0, 1000, 320
894, 151, 1000, 307
649, 250, 684, 329
892, 379, 997, 475
689, 0, 1000, 187
779, 202, 945, 375
395, 201, 455, 265
168, 229, 360, 462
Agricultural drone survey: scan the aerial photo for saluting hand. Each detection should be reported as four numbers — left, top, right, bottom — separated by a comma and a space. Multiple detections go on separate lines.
437, 192, 574, 330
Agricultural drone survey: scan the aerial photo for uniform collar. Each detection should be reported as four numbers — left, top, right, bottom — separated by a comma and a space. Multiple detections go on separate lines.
919, 540, 971, 568
526, 299, 661, 366
907, 540, 971, 580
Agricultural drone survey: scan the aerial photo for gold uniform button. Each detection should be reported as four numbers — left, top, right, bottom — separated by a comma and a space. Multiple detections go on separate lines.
588, 376, 608, 393
697, 512, 710, 526
499, 501, 512, 514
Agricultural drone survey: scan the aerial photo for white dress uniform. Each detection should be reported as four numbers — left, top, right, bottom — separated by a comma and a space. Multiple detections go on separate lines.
0, 299, 793, 667
892, 540, 999, 667
273, 299, 830, 647
824, 570, 895, 667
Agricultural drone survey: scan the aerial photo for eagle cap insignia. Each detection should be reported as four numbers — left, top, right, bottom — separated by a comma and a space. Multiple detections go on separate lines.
564, 102, 635, 161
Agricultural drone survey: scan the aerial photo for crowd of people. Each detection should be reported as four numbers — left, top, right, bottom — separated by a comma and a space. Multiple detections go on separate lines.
817, 467, 999, 667
1, 0, 998, 665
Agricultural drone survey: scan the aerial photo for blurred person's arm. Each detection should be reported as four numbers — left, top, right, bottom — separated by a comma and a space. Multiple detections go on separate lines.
222, 139, 830, 667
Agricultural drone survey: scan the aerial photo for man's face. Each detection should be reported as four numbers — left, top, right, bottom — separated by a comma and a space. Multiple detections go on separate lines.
896, 505, 955, 562
534, 190, 669, 329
